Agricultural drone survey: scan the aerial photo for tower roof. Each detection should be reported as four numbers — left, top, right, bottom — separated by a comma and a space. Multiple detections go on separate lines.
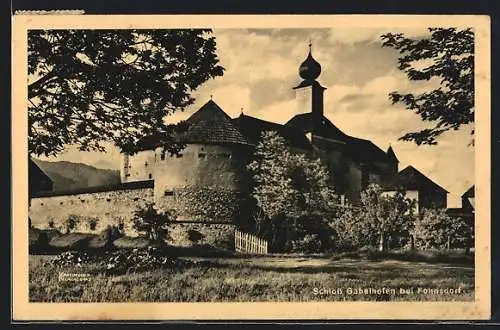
298, 43, 321, 81
386, 145, 399, 162
181, 100, 250, 145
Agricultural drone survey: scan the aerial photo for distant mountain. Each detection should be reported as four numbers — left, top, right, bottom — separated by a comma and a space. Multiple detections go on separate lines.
32, 159, 121, 192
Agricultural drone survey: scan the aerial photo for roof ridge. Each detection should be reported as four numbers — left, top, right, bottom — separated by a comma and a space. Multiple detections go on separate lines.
399, 165, 449, 193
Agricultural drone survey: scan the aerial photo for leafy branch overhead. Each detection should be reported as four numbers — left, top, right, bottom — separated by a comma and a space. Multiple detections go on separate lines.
381, 28, 474, 146
28, 29, 224, 156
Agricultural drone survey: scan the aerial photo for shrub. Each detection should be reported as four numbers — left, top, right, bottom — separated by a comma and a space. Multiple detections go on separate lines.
290, 234, 322, 254
187, 229, 204, 244
100, 225, 124, 242
132, 203, 175, 243
88, 218, 99, 231
412, 208, 472, 250
65, 215, 80, 233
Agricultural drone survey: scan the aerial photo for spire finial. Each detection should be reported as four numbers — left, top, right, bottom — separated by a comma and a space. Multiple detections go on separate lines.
308, 39, 312, 52
241, 107, 244, 115
210, 94, 213, 100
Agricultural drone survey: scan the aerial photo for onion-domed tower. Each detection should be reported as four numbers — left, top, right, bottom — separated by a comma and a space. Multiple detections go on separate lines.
293, 42, 327, 125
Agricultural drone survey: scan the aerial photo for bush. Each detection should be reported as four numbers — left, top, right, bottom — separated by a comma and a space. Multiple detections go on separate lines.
412, 208, 473, 250
132, 203, 175, 243
88, 218, 99, 231
290, 234, 322, 254
65, 215, 80, 233
99, 225, 124, 245
187, 229, 204, 244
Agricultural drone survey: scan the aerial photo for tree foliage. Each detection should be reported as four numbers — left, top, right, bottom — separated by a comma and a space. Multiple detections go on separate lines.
247, 131, 337, 252
28, 29, 224, 156
381, 28, 474, 145
411, 208, 473, 250
332, 184, 416, 251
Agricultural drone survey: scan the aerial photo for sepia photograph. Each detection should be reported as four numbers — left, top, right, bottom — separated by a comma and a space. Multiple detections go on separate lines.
12, 14, 490, 320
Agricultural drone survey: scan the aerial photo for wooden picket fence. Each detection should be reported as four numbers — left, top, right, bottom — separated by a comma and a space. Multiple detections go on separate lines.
234, 229, 268, 254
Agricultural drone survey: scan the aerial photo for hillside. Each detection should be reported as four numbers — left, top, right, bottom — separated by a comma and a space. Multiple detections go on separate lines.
32, 159, 121, 192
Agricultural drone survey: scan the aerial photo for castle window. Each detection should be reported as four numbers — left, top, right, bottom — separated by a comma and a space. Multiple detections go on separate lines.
60, 202, 63, 205
198, 153, 206, 159
81, 199, 85, 203
145, 161, 148, 167
133, 197, 139, 201
106, 198, 111, 202
160, 153, 165, 160
148, 174, 153, 179
164, 190, 174, 196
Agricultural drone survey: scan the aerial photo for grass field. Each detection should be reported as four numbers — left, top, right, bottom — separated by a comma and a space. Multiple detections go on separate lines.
29, 250, 474, 302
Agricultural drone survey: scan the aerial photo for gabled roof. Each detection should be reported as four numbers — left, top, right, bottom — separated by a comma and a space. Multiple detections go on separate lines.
384, 165, 449, 193
286, 113, 347, 141
462, 185, 474, 198
232, 114, 312, 150
180, 100, 250, 145
285, 113, 391, 166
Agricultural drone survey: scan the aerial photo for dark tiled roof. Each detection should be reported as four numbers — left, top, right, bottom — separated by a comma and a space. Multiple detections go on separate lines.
286, 113, 347, 141
462, 185, 474, 198
383, 165, 449, 193
31, 180, 154, 198
180, 100, 250, 145
286, 113, 391, 166
344, 136, 391, 165
232, 114, 313, 150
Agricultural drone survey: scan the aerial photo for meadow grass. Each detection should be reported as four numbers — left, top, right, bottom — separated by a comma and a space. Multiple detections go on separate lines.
29, 251, 474, 302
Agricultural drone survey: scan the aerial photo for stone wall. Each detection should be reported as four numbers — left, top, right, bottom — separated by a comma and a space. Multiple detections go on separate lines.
29, 181, 154, 236
168, 222, 235, 248
29, 180, 239, 249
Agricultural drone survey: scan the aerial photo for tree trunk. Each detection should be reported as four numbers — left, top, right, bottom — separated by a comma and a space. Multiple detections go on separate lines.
446, 235, 451, 250
410, 235, 415, 251
378, 232, 385, 252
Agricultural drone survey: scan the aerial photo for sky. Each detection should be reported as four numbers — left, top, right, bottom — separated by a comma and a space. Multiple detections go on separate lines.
39, 27, 475, 207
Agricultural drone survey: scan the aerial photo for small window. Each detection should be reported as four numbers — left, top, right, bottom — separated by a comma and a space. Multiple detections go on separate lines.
81, 199, 85, 203
106, 198, 111, 202
145, 162, 148, 167
198, 153, 206, 159
133, 197, 139, 201
148, 174, 153, 179
40, 203, 44, 206
160, 153, 165, 160
164, 190, 174, 196
125, 173, 130, 177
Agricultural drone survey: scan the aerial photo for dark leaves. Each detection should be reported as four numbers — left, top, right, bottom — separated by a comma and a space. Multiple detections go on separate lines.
28, 29, 225, 156
381, 28, 474, 146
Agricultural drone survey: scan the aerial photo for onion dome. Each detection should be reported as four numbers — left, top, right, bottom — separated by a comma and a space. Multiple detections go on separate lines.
299, 42, 321, 81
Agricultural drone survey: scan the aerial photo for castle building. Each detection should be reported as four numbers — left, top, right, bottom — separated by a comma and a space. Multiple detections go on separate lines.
121, 46, 399, 207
